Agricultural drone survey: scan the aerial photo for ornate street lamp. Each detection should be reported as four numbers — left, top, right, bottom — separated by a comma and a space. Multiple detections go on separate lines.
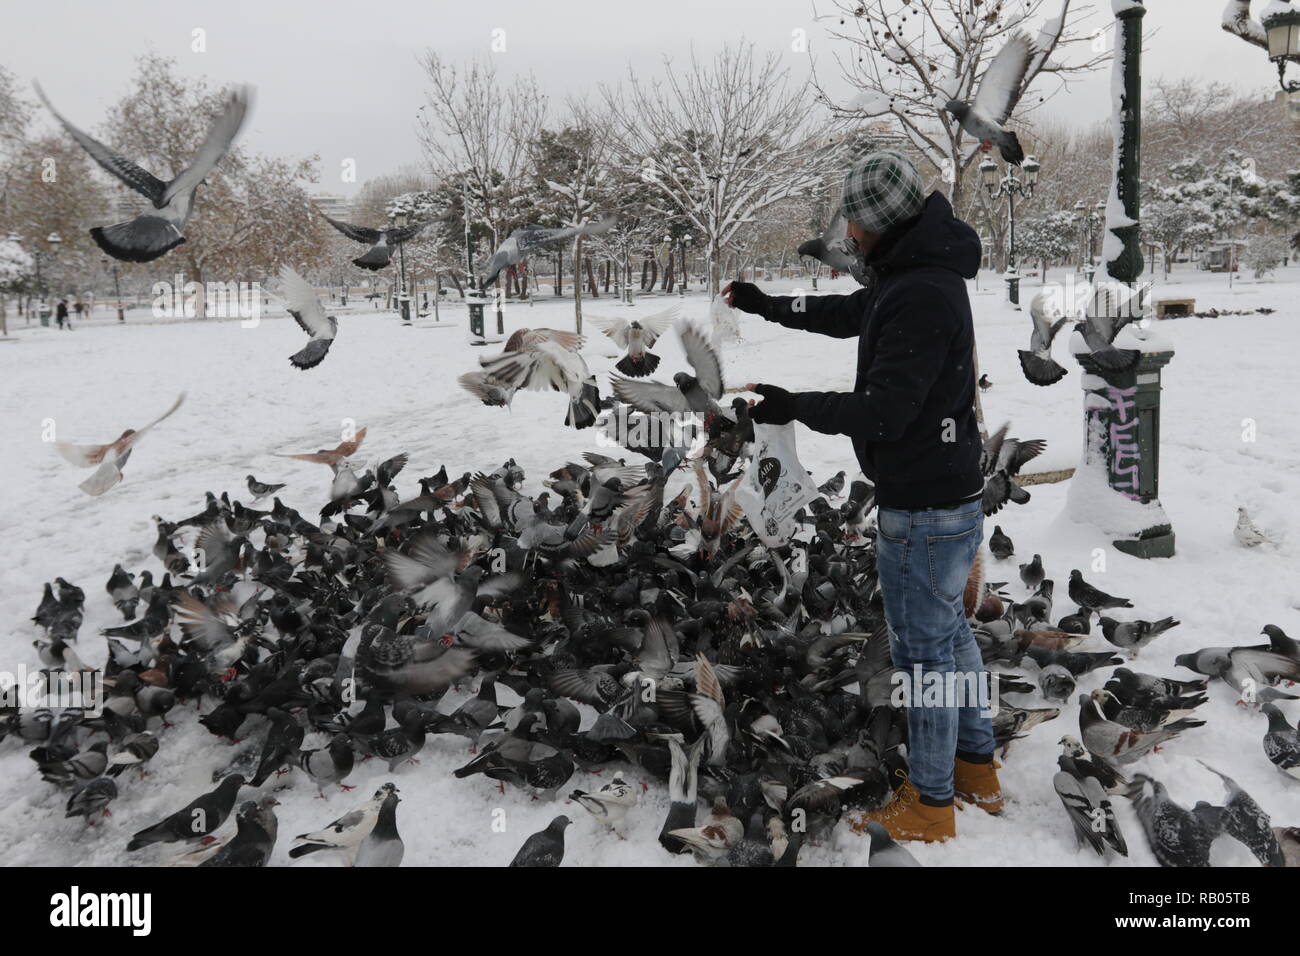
1264, 1, 1300, 92
390, 210, 411, 325
981, 154, 1038, 306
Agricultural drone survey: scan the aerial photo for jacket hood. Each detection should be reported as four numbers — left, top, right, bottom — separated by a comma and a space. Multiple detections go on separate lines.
868, 190, 981, 280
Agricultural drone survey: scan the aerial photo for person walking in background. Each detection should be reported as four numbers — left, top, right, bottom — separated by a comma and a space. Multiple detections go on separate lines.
723, 150, 998, 843
56, 297, 68, 330
73, 297, 85, 327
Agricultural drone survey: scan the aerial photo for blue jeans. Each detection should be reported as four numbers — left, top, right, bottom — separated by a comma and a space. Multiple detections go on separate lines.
875, 499, 995, 802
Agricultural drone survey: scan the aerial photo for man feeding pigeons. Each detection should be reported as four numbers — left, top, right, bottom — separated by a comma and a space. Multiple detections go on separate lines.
723, 149, 997, 843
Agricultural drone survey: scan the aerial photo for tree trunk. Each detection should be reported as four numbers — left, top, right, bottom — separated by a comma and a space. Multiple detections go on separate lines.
448, 271, 464, 297
603, 260, 610, 294
585, 255, 598, 297
555, 252, 563, 296
573, 234, 583, 334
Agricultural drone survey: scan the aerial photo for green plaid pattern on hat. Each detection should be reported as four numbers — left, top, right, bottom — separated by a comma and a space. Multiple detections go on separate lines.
840, 150, 925, 233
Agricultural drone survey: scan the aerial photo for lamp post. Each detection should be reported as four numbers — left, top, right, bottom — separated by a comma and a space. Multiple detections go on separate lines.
390, 211, 411, 325
1263, 1, 1300, 92
1074, 199, 1105, 282
980, 153, 1039, 307
103, 256, 124, 322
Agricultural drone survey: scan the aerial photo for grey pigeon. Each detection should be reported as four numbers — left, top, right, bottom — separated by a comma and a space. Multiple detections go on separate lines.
199, 799, 278, 867
105, 564, 139, 620
1053, 767, 1127, 858
126, 773, 245, 851
1018, 290, 1070, 385
1099, 616, 1180, 657
481, 218, 615, 287
591, 306, 679, 377
797, 205, 871, 287
943, 31, 1032, 165
509, 815, 571, 867
988, 525, 1014, 560
1067, 570, 1132, 611
1261, 704, 1300, 779
1078, 691, 1196, 765
1018, 554, 1044, 590
1130, 774, 1216, 868
611, 325, 725, 420
245, 474, 285, 501
865, 821, 921, 866
36, 81, 251, 263
354, 789, 404, 867
1196, 761, 1284, 867
321, 212, 429, 271
279, 265, 337, 370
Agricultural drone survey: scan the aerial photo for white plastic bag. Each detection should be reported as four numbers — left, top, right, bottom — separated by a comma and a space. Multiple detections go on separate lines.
710, 294, 741, 345
735, 423, 820, 546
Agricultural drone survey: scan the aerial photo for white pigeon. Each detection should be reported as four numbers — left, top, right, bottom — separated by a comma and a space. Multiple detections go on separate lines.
569, 771, 638, 833
1234, 507, 1270, 547
943, 31, 1033, 165
279, 265, 337, 370
53, 393, 186, 496
287, 784, 396, 864
35, 82, 251, 263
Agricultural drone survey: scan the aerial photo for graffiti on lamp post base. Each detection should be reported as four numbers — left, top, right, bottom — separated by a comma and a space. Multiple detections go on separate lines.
1088, 383, 1142, 500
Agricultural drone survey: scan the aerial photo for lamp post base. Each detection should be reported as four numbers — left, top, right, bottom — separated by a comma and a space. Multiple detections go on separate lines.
1005, 274, 1020, 307
1113, 524, 1175, 559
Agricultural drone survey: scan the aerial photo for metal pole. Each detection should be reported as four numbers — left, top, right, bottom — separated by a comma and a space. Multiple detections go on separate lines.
398, 239, 410, 325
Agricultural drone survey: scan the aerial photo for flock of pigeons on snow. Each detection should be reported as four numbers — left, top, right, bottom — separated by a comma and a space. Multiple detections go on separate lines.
16, 386, 1300, 866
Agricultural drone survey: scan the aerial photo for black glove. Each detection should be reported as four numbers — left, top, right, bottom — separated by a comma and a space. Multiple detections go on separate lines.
725, 281, 771, 319
750, 384, 796, 426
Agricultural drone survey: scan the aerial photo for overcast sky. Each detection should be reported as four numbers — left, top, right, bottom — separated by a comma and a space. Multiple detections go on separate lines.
0, 0, 1281, 197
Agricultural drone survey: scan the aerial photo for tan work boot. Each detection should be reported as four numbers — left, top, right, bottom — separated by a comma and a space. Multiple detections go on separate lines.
954, 757, 1003, 814
849, 778, 956, 843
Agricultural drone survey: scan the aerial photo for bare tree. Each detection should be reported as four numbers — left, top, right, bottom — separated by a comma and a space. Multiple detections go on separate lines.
603, 43, 834, 296
814, 0, 1106, 208
104, 54, 325, 314
416, 53, 547, 280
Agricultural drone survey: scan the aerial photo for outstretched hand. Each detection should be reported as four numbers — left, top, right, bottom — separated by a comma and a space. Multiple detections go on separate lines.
723, 281, 770, 317
745, 382, 796, 426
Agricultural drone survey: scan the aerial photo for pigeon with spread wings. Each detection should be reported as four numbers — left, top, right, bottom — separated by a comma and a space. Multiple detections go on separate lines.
278, 265, 337, 370
54, 393, 186, 496
610, 325, 725, 421
35, 82, 251, 263
797, 206, 871, 287
475, 331, 600, 429
480, 218, 616, 288
590, 305, 680, 377
274, 427, 367, 466
320, 213, 430, 271
943, 31, 1033, 165
1018, 290, 1071, 386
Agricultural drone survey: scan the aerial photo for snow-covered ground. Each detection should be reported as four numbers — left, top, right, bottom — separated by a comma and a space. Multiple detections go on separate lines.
2, 263, 1298, 866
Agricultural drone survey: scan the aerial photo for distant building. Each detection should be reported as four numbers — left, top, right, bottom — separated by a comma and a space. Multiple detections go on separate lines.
310, 193, 354, 220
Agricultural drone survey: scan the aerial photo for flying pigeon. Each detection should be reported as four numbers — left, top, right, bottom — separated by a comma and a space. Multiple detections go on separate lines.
475, 330, 600, 430
1196, 761, 1285, 867
35, 82, 251, 263
943, 31, 1032, 165
481, 217, 615, 288
278, 265, 337, 369
53, 393, 186, 496
1018, 290, 1071, 386
610, 325, 725, 421
796, 206, 871, 287
320, 212, 429, 271
275, 427, 367, 466
591, 305, 680, 377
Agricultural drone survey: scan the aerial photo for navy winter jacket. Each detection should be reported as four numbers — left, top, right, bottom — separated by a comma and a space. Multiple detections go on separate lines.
765, 191, 983, 510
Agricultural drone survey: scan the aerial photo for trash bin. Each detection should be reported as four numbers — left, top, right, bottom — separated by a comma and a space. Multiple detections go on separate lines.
466, 291, 486, 345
